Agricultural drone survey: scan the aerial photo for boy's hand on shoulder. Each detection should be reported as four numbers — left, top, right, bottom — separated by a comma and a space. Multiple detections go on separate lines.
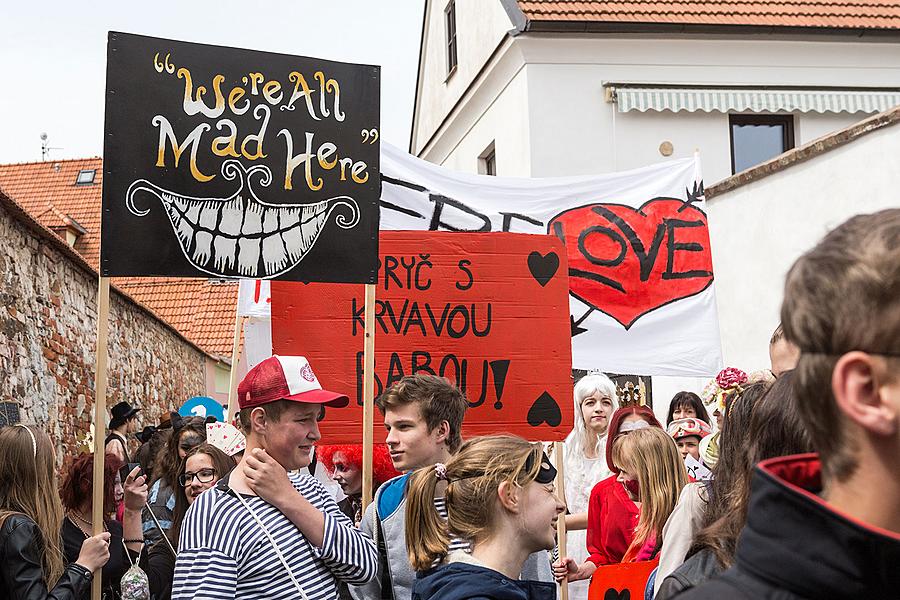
244, 448, 296, 509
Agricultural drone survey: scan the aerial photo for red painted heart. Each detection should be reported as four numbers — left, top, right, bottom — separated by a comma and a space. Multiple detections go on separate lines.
549, 198, 713, 329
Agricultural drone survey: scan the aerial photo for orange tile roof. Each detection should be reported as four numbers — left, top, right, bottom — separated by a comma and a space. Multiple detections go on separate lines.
0, 158, 103, 267
114, 278, 240, 357
516, 1, 900, 29
0, 158, 240, 358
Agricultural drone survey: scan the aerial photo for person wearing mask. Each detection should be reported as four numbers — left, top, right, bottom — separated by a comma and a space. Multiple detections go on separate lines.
140, 443, 234, 600
560, 373, 619, 600
106, 401, 140, 464
552, 406, 663, 583
0, 425, 111, 600
665, 393, 711, 428
408, 435, 564, 600
142, 416, 206, 545
60, 453, 147, 600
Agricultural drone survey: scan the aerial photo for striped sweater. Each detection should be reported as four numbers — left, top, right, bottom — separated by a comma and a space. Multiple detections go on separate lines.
172, 471, 377, 600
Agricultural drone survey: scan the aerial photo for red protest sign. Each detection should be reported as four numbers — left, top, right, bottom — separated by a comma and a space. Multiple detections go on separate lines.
588, 559, 659, 600
271, 231, 573, 443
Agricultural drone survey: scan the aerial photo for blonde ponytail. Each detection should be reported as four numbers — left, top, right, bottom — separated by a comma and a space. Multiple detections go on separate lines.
405, 435, 544, 571
405, 464, 450, 571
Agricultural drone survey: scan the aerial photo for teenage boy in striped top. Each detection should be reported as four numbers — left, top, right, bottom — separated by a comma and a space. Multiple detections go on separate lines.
172, 355, 377, 600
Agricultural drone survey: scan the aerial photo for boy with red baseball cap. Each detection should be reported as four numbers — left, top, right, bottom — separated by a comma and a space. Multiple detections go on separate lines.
172, 355, 377, 600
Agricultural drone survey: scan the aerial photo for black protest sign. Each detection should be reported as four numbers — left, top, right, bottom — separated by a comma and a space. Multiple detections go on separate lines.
101, 32, 379, 282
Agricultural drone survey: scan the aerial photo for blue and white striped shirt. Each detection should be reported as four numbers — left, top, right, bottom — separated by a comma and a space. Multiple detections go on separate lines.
172, 471, 377, 600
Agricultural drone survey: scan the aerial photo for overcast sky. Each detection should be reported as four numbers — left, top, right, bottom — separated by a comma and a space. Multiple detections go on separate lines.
0, 1, 424, 164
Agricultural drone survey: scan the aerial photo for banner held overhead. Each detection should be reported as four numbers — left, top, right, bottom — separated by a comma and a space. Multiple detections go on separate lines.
379, 143, 723, 377
102, 31, 380, 283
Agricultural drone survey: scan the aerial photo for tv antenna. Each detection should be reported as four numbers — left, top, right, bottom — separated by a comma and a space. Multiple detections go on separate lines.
40, 133, 62, 161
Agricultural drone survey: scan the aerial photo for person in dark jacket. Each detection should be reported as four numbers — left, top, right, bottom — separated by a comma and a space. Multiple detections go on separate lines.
0, 425, 110, 600
407, 435, 564, 600
655, 372, 812, 599
676, 209, 900, 599
60, 452, 147, 600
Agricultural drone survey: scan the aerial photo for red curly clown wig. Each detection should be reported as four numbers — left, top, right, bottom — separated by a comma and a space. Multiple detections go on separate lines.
317, 444, 400, 489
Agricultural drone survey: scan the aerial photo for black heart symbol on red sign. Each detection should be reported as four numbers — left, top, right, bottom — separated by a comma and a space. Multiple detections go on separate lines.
527, 251, 559, 287
550, 197, 713, 329
604, 589, 630, 600
527, 392, 561, 427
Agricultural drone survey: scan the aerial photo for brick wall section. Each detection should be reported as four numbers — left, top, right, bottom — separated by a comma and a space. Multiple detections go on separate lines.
0, 193, 208, 462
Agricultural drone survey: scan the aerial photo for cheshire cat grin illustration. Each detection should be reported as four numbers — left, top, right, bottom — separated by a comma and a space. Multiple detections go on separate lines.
125, 160, 360, 278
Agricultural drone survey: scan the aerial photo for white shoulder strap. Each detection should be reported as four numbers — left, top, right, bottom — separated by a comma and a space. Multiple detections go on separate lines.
233, 492, 311, 600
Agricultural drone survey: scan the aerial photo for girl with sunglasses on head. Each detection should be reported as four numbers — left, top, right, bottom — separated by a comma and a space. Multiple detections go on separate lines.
0, 425, 111, 600
140, 443, 233, 600
407, 435, 565, 600
553, 405, 663, 583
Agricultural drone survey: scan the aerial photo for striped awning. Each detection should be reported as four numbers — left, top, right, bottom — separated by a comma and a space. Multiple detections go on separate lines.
612, 86, 900, 114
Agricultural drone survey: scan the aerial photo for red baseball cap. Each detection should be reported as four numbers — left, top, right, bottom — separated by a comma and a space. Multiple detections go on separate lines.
238, 355, 349, 410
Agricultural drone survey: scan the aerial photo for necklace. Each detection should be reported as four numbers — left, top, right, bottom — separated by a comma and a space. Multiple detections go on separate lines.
67, 511, 106, 539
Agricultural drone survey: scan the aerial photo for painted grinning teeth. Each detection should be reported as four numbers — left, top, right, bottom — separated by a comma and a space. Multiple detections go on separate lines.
262, 233, 289, 273
213, 236, 237, 272
237, 238, 261, 277
281, 209, 300, 228
219, 199, 243, 236
176, 218, 193, 246
185, 203, 201, 224
242, 203, 263, 235
262, 209, 279, 233
199, 204, 218, 231
126, 161, 360, 278
193, 231, 213, 265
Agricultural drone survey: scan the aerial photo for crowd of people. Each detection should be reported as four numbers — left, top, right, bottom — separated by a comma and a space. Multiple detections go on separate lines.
0, 208, 897, 600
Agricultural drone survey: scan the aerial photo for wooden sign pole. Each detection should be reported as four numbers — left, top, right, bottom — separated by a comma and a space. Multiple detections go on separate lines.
91, 276, 111, 600
361, 283, 376, 511
226, 308, 245, 423
554, 440, 569, 600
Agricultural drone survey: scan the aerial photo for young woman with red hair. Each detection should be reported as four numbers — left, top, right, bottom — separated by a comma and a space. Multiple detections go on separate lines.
60, 452, 148, 600
553, 405, 664, 583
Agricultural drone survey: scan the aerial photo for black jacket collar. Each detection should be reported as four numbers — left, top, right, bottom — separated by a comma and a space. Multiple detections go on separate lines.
736, 453, 900, 599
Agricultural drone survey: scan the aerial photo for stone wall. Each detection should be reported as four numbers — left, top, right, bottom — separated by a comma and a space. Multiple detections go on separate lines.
0, 196, 208, 461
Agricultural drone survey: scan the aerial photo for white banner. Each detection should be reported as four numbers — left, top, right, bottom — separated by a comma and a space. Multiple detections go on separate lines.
239, 144, 723, 377
237, 280, 271, 318
380, 143, 722, 377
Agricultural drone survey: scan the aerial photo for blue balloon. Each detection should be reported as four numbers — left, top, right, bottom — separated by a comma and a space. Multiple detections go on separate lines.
178, 396, 225, 422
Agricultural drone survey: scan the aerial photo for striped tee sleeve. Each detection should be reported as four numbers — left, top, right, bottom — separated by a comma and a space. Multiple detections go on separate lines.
172, 491, 238, 600
301, 474, 378, 585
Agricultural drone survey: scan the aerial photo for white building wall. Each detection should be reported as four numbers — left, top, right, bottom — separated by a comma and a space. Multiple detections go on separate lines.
413, 0, 515, 153
424, 33, 900, 184
437, 65, 532, 176
707, 122, 900, 372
